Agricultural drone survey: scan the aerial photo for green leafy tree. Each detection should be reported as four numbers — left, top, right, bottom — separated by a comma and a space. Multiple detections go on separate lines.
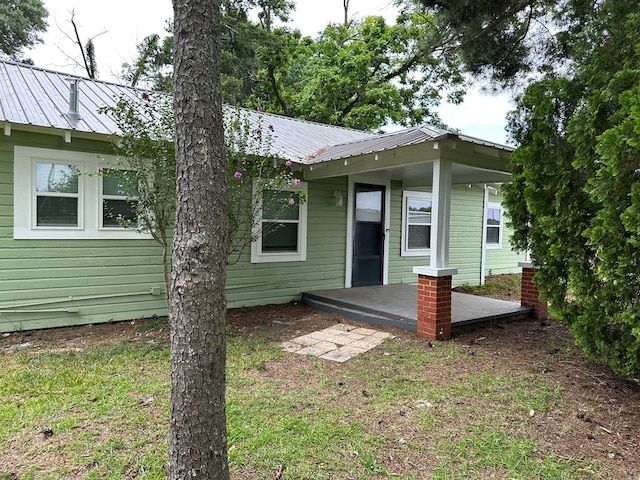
503, 0, 640, 376
121, 4, 470, 130
101, 94, 303, 293
0, 0, 47, 60
121, 0, 293, 102
414, 0, 557, 85
121, 25, 174, 91
100, 93, 176, 292
254, 14, 465, 129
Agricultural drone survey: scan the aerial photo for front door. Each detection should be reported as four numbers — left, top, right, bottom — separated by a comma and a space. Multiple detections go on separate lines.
352, 183, 385, 286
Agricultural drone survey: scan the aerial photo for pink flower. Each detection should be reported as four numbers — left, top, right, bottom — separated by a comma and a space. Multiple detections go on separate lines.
288, 198, 295, 205
141, 92, 149, 100
294, 178, 301, 186
251, 128, 261, 136
96, 167, 103, 173
257, 105, 263, 112
268, 124, 274, 132
285, 160, 292, 167
234, 171, 242, 179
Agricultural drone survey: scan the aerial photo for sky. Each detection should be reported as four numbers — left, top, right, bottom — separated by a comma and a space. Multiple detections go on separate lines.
29, 0, 512, 145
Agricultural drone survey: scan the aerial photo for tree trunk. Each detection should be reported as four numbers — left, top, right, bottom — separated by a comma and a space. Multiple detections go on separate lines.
168, 0, 229, 478
343, 0, 350, 26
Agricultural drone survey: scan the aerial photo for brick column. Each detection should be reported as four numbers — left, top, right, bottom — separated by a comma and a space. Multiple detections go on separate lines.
413, 267, 458, 341
519, 262, 548, 319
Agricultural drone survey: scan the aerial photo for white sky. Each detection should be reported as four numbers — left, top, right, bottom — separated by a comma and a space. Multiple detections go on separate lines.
30, 0, 511, 144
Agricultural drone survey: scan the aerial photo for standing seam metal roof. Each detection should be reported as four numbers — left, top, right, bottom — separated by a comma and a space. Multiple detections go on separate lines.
0, 60, 512, 164
0, 60, 375, 162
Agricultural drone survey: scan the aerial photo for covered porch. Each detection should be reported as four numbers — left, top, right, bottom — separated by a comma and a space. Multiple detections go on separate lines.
302, 127, 521, 340
302, 284, 532, 333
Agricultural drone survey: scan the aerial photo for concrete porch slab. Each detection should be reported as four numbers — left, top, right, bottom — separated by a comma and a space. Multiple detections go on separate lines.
302, 284, 532, 332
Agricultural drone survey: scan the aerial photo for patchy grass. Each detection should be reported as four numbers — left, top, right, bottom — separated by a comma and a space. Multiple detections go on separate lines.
457, 273, 521, 301
1, 305, 638, 479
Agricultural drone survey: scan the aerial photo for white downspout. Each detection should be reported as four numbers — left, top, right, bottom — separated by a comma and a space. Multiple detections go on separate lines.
480, 184, 489, 285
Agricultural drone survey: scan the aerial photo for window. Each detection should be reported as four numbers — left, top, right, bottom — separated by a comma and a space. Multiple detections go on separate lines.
35, 162, 81, 227
485, 202, 503, 248
14, 146, 149, 240
100, 169, 138, 229
251, 183, 308, 263
401, 191, 432, 256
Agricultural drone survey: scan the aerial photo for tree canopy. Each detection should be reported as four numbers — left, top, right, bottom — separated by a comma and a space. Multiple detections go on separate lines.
251, 13, 465, 129
0, 0, 48, 61
503, 0, 640, 376
122, 0, 558, 131
416, 0, 557, 85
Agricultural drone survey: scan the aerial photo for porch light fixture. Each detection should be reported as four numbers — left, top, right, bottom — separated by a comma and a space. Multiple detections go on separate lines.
333, 190, 343, 207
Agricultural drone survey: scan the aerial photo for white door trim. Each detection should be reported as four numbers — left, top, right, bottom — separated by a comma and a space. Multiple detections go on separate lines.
345, 175, 391, 288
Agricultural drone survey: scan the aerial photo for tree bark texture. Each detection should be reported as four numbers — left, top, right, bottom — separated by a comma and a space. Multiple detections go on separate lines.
169, 0, 229, 478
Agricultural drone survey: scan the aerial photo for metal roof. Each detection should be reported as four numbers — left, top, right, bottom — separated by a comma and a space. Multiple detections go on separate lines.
226, 107, 375, 162
306, 125, 513, 164
0, 60, 138, 136
0, 60, 374, 162
0, 60, 512, 164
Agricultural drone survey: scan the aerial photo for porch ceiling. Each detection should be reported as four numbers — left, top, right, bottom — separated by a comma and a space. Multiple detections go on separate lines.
378, 162, 512, 187
302, 137, 512, 186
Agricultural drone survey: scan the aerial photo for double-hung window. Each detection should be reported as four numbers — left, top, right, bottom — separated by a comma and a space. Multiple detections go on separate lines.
251, 182, 307, 263
35, 162, 81, 227
100, 169, 139, 229
401, 191, 432, 256
485, 202, 503, 248
14, 146, 148, 240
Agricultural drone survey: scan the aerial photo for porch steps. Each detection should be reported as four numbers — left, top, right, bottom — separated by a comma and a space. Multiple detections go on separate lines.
301, 292, 417, 332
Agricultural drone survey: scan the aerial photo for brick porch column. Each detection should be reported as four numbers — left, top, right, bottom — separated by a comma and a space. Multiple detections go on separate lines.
413, 267, 458, 340
519, 262, 548, 319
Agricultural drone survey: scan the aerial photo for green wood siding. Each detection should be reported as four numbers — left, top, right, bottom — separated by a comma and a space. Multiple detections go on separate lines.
484, 191, 526, 276
226, 177, 348, 307
386, 183, 523, 287
450, 185, 485, 286
0, 132, 167, 333
387, 181, 429, 284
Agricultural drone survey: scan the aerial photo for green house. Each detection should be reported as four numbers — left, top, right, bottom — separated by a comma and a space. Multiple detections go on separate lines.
0, 60, 525, 333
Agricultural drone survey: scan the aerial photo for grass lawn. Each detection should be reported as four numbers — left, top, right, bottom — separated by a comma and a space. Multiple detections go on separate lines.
1, 299, 639, 479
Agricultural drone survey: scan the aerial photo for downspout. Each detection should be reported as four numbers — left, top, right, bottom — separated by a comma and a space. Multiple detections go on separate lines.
480, 184, 489, 285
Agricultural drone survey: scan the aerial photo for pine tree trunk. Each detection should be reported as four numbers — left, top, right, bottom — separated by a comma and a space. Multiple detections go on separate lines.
168, 0, 229, 478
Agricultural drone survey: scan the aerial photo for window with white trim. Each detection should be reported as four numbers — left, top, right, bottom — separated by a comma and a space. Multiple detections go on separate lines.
251, 183, 308, 263
100, 169, 139, 229
401, 191, 432, 256
14, 146, 149, 240
485, 202, 503, 249
35, 162, 81, 227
